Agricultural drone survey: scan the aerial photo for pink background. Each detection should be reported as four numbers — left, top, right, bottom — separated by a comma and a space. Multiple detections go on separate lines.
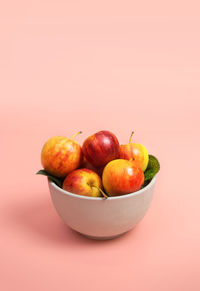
1, 1, 200, 290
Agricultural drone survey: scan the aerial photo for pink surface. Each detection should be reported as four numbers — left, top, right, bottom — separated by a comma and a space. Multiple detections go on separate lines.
1, 1, 200, 290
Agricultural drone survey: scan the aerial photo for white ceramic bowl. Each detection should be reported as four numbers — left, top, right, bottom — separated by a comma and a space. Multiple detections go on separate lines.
48, 177, 156, 240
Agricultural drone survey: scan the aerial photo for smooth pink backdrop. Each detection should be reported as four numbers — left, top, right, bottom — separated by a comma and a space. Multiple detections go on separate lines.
1, 1, 200, 291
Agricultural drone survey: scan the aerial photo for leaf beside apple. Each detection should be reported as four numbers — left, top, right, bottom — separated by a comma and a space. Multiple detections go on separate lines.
36, 170, 64, 188
144, 154, 160, 183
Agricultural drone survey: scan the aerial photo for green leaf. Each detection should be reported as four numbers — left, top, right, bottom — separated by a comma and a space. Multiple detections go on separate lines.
36, 170, 64, 188
144, 155, 160, 182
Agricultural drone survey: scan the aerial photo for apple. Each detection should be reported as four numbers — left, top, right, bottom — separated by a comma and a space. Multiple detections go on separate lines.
41, 132, 82, 177
102, 159, 144, 196
62, 168, 107, 198
81, 156, 104, 177
120, 132, 149, 171
82, 130, 120, 167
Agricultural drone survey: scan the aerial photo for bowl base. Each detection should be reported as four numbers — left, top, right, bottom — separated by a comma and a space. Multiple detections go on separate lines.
76, 230, 129, 240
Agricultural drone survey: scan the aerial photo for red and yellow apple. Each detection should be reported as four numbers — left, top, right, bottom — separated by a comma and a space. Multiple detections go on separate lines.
102, 159, 144, 196
62, 168, 105, 197
120, 132, 149, 171
41, 132, 82, 177
82, 130, 120, 168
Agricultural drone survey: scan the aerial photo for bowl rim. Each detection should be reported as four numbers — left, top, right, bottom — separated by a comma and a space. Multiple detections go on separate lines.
48, 176, 157, 201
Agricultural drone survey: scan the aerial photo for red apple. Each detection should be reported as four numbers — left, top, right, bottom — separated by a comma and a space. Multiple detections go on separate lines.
102, 159, 144, 196
81, 156, 104, 177
62, 168, 106, 198
41, 132, 82, 177
82, 130, 120, 167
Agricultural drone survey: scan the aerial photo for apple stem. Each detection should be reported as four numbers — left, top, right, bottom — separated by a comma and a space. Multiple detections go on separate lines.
92, 186, 108, 199
71, 131, 82, 139
129, 131, 134, 143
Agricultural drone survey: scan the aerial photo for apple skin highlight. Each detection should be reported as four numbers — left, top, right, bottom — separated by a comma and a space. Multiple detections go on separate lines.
102, 159, 144, 196
82, 130, 120, 168
62, 168, 102, 197
41, 136, 82, 177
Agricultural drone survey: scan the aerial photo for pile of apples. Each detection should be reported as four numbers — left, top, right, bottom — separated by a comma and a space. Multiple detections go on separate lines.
38, 130, 154, 198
